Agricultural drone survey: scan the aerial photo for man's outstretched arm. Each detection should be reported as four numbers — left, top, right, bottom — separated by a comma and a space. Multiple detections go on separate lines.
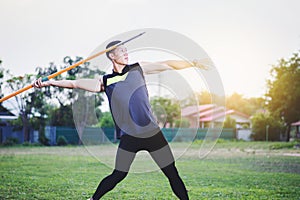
33, 77, 104, 92
140, 58, 211, 75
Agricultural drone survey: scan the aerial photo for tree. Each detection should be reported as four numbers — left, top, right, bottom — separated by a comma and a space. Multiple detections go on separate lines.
36, 56, 83, 106
97, 112, 114, 127
196, 91, 213, 105
36, 56, 105, 144
174, 118, 190, 128
226, 93, 265, 116
193, 91, 225, 106
223, 115, 236, 129
48, 104, 75, 127
36, 56, 102, 105
251, 112, 284, 141
5, 73, 48, 142
266, 52, 300, 141
150, 97, 180, 128
246, 97, 266, 114
67, 57, 105, 144
193, 91, 264, 116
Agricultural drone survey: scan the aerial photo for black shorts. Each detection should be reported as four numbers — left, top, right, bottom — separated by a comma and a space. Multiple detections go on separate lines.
115, 130, 175, 172
119, 130, 169, 153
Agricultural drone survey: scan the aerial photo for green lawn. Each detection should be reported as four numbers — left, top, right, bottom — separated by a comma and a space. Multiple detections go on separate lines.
0, 141, 300, 199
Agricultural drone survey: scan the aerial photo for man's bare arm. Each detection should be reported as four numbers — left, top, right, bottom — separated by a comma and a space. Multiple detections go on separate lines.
140, 59, 211, 75
139, 61, 173, 74
33, 77, 104, 93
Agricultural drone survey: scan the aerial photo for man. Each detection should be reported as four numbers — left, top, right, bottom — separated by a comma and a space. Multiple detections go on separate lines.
33, 40, 207, 199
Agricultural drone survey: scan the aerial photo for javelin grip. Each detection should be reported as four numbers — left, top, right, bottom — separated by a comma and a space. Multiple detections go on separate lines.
0, 31, 146, 103
41, 77, 49, 82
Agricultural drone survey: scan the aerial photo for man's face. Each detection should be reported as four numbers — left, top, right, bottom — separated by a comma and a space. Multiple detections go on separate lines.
110, 45, 128, 65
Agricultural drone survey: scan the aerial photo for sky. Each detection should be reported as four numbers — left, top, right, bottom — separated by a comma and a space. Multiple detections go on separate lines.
1, 0, 300, 99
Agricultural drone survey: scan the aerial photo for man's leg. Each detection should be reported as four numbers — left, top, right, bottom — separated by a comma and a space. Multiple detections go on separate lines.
150, 147, 189, 200
160, 162, 189, 200
91, 169, 128, 200
148, 132, 189, 200
92, 136, 136, 200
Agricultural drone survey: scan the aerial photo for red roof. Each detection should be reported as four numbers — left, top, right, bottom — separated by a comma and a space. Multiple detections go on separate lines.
193, 106, 225, 118
199, 110, 226, 122
181, 104, 250, 122
199, 109, 249, 122
181, 104, 215, 117
292, 121, 300, 126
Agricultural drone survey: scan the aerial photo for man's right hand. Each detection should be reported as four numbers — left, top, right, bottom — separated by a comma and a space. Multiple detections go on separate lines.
32, 77, 51, 88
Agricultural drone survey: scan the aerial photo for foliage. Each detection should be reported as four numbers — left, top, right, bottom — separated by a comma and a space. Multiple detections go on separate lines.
269, 141, 298, 149
196, 90, 213, 104
194, 91, 225, 106
223, 115, 236, 129
48, 105, 75, 127
150, 96, 181, 128
9, 116, 23, 131
5, 72, 48, 142
266, 52, 300, 141
35, 56, 103, 106
226, 93, 265, 116
57, 136, 68, 146
1, 67, 50, 144
38, 135, 50, 146
251, 112, 284, 141
61, 56, 105, 144
193, 91, 264, 116
174, 117, 190, 128
3, 137, 19, 146
97, 112, 114, 127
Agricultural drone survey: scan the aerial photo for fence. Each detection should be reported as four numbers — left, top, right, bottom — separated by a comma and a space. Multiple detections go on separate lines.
0, 126, 236, 145
45, 126, 235, 145
0, 126, 38, 144
45, 126, 116, 145
162, 128, 235, 142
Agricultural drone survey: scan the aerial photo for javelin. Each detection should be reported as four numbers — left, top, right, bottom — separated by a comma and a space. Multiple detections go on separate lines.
0, 32, 146, 103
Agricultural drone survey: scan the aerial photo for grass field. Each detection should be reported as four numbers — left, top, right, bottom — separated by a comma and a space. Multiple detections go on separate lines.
0, 141, 300, 199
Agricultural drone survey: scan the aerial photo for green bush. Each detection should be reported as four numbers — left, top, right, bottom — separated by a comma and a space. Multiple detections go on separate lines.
3, 137, 19, 146
22, 142, 31, 146
193, 139, 203, 145
223, 116, 236, 129
97, 112, 114, 127
38, 135, 50, 146
57, 136, 68, 146
174, 118, 190, 128
269, 141, 298, 150
216, 138, 228, 143
242, 124, 249, 129
251, 112, 284, 141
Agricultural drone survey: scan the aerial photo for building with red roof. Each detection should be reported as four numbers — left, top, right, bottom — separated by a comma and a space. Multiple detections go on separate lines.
181, 104, 251, 128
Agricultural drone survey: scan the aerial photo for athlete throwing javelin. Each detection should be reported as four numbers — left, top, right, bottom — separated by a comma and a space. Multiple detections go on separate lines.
33, 40, 208, 200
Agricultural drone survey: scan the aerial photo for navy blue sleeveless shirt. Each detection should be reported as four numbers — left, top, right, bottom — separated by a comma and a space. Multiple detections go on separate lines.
103, 63, 160, 139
